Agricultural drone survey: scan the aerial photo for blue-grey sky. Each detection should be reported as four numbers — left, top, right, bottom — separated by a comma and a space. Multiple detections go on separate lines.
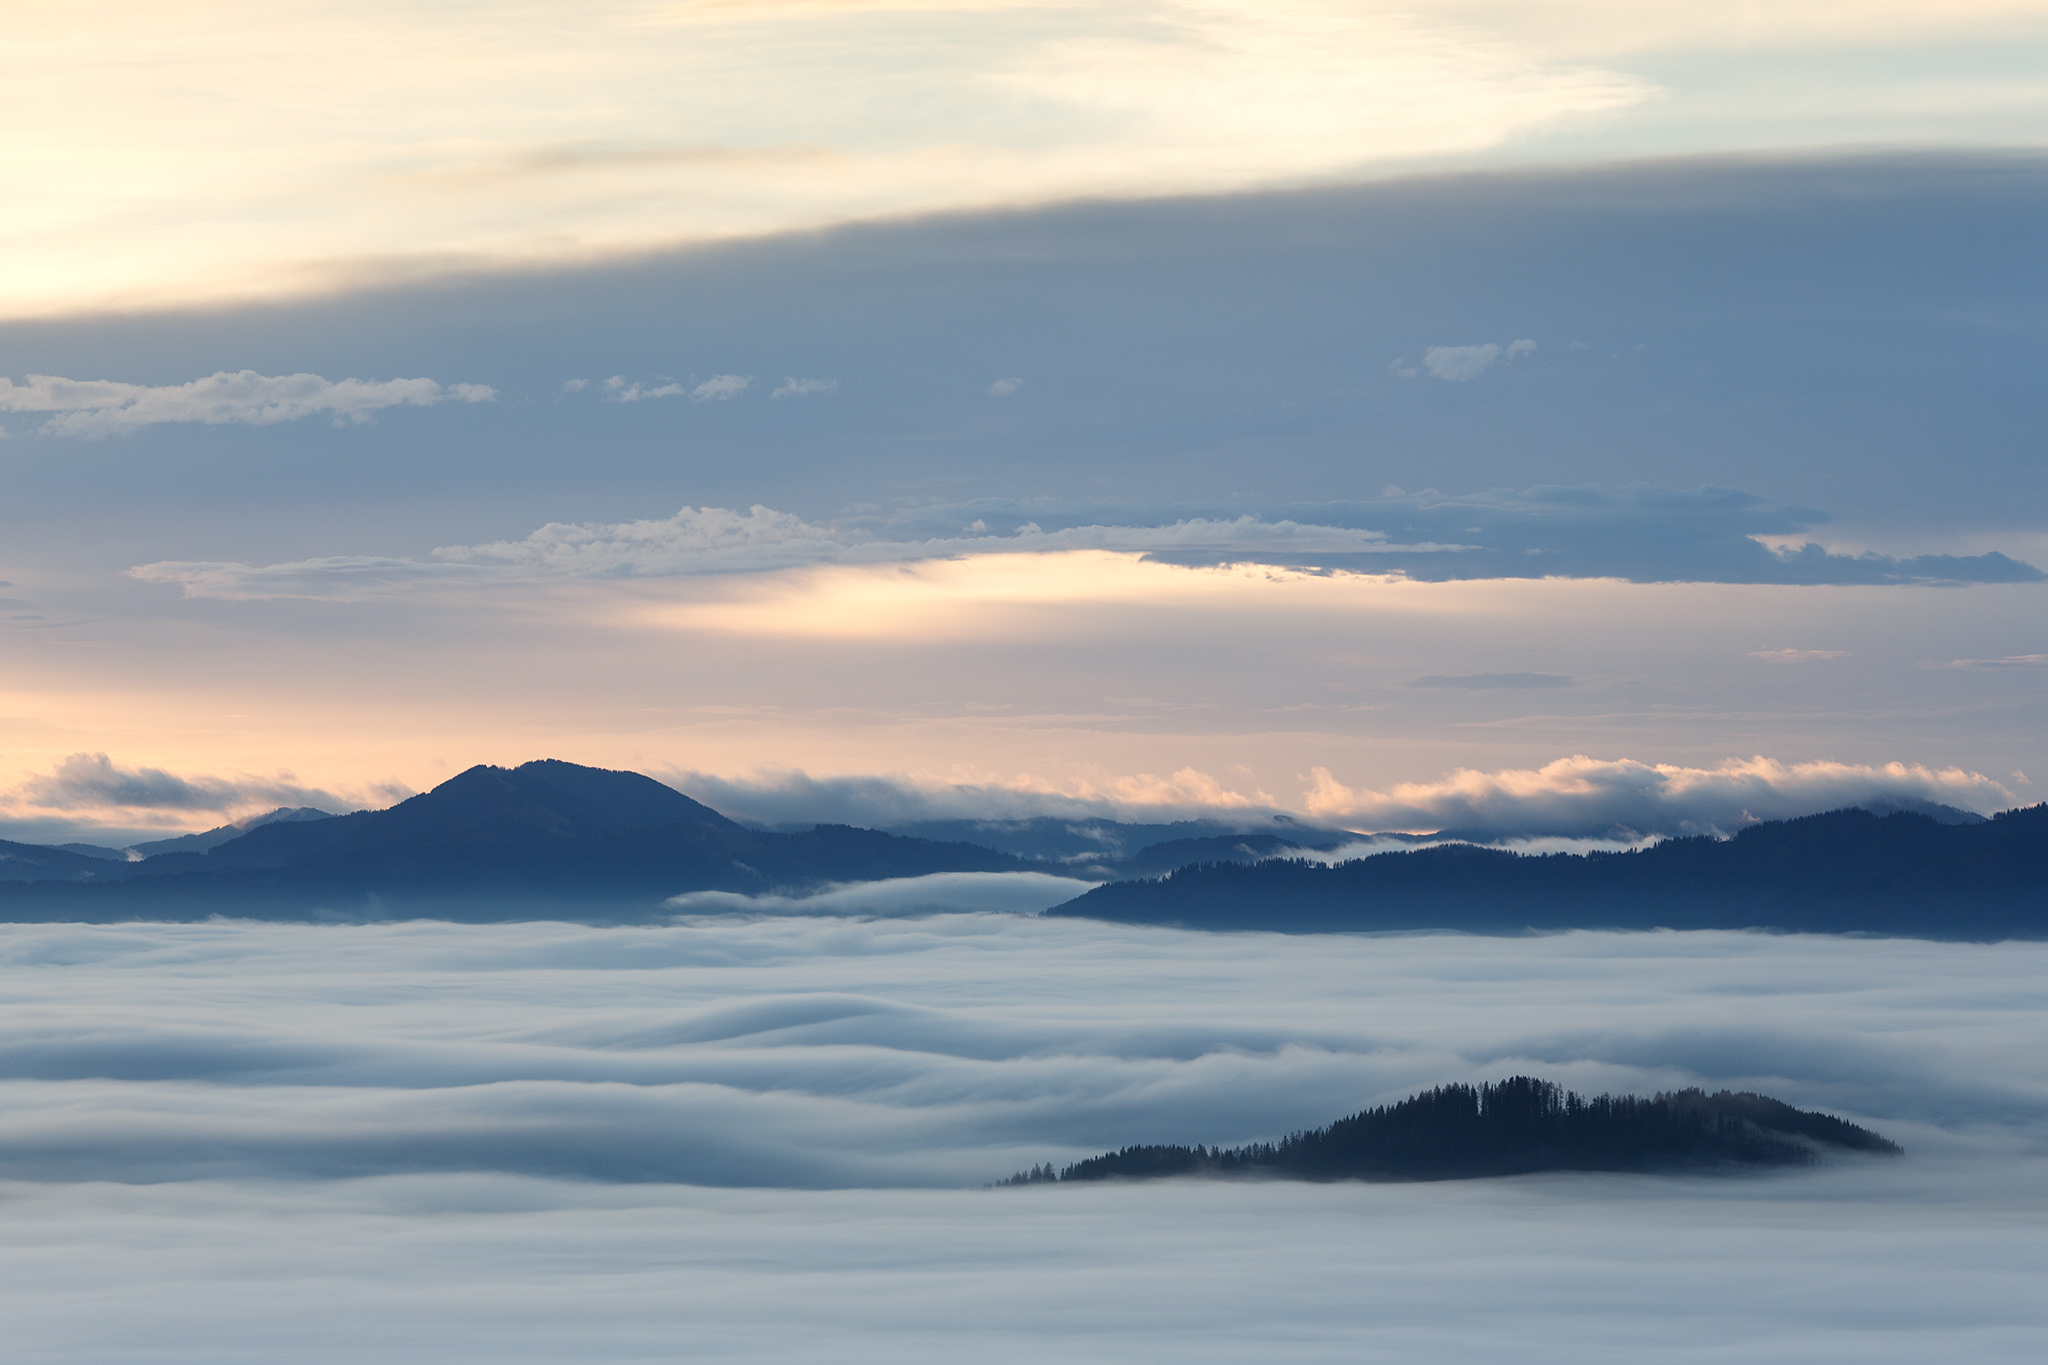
3, 9, 2047, 840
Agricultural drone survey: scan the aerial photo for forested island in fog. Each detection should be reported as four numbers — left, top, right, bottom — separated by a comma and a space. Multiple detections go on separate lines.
999, 1077, 1901, 1186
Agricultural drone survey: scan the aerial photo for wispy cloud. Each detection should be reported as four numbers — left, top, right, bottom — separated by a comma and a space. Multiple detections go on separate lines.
131, 505, 1441, 600
771, 378, 836, 399
1750, 648, 1848, 662
1941, 653, 2048, 668
987, 378, 1022, 397
1303, 754, 2014, 839
0, 372, 494, 436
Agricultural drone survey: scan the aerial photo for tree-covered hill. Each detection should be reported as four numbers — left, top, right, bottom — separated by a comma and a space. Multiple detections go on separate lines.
999, 1077, 1900, 1186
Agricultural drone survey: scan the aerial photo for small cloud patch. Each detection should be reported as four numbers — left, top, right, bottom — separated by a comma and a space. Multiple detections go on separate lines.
771, 378, 836, 399
1749, 648, 1848, 663
603, 377, 685, 402
1391, 339, 1536, 382
988, 378, 1023, 397
692, 375, 752, 402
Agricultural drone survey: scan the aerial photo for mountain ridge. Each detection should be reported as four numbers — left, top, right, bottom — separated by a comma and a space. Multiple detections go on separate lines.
1050, 804, 2048, 938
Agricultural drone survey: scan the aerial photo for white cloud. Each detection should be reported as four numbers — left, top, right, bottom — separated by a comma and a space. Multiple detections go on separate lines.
0, 371, 494, 436
771, 377, 836, 399
692, 374, 752, 401
1751, 648, 1848, 662
667, 871, 1093, 917
988, 378, 1023, 397
1409, 339, 1535, 381
603, 376, 686, 402
1303, 754, 2015, 838
1424, 343, 1500, 380
560, 378, 587, 393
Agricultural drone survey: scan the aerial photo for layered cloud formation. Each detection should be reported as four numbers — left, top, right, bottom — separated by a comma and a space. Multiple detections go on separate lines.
1302, 755, 2014, 838
13, 3, 2048, 316
0, 371, 494, 436
125, 486, 2041, 600
653, 754, 2014, 839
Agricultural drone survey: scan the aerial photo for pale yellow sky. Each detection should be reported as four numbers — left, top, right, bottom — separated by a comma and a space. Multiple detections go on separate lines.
6, 0, 2047, 317
1, 554, 2036, 832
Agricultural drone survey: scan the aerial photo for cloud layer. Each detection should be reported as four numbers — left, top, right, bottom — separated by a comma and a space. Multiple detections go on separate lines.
0, 371, 493, 435
125, 486, 2043, 600
0, 916, 2039, 1188
0, 916, 2040, 1357
1304, 754, 2015, 838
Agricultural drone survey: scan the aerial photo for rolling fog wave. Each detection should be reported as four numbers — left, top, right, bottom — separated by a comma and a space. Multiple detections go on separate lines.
1, 916, 2044, 1361
0, 915, 2042, 1185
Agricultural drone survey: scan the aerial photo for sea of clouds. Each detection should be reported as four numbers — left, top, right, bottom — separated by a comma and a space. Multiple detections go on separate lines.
1, 914, 2043, 1361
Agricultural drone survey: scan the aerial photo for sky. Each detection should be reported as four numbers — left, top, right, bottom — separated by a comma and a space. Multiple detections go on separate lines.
0, 916, 2043, 1359
3, 2, 2047, 843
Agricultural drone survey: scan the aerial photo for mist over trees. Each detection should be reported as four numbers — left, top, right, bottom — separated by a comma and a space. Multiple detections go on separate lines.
999, 1077, 1901, 1186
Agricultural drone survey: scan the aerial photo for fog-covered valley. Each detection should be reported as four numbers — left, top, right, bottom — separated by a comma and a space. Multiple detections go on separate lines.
1, 914, 2042, 1360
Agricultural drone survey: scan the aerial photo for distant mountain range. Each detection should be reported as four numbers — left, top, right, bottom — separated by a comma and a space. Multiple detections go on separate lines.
1050, 804, 2048, 938
0, 759, 2040, 933
998, 1076, 1900, 1186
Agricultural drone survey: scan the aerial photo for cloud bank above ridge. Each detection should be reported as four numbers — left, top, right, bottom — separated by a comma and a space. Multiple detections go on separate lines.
658, 754, 2016, 841
1304, 755, 2014, 839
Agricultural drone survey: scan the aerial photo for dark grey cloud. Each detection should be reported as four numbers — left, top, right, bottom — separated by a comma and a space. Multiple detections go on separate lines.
6, 152, 2046, 583
7, 752, 349, 814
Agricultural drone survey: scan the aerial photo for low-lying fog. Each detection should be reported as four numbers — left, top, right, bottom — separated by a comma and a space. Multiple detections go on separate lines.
2, 915, 2043, 1361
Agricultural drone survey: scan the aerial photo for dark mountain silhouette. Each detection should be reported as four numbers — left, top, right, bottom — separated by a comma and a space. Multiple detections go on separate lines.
998, 1077, 1900, 1186
1050, 805, 2048, 938
881, 815, 1360, 872
0, 839, 133, 883
0, 760, 1028, 921
126, 806, 337, 858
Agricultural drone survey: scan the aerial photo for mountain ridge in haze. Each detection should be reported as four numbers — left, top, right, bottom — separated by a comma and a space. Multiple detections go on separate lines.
1051, 805, 2048, 938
